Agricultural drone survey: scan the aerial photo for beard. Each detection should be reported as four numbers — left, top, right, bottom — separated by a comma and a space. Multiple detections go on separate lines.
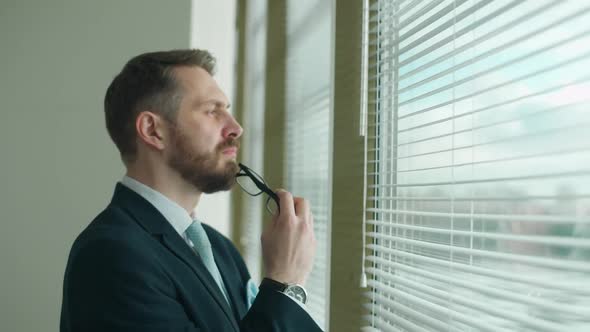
167, 127, 240, 194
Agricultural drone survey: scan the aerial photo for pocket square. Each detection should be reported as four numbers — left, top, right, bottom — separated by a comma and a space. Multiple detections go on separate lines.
246, 278, 259, 309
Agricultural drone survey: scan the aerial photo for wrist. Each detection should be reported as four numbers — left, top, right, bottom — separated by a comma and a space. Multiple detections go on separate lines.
260, 277, 308, 305
264, 273, 304, 285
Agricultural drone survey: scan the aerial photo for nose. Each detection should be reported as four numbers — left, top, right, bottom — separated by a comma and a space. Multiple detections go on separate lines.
222, 114, 243, 139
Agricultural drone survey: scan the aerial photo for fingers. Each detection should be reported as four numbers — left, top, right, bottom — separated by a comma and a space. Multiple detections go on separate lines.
274, 190, 312, 220
274, 189, 314, 229
261, 189, 316, 285
275, 189, 295, 216
308, 211, 315, 228
293, 197, 310, 220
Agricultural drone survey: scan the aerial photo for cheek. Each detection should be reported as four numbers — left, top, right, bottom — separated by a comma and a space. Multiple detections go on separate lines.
188, 130, 219, 154
199, 124, 224, 148
178, 117, 222, 153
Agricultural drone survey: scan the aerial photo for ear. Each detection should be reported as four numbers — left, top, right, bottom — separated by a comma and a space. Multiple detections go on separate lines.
135, 111, 169, 151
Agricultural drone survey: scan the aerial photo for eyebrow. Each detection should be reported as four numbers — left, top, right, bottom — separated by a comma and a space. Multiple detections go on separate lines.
200, 100, 231, 109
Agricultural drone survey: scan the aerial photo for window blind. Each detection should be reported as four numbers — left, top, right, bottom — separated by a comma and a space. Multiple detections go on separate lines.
238, 0, 268, 284
285, 0, 333, 328
362, 0, 590, 331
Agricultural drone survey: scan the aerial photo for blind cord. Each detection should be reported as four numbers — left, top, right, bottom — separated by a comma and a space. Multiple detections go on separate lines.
360, 0, 370, 138
360, 0, 370, 288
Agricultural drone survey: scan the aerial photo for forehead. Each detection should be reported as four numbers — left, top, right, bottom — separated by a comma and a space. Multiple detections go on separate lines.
172, 66, 228, 105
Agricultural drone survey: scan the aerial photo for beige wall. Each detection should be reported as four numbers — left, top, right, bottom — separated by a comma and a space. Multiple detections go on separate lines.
0, 1, 191, 330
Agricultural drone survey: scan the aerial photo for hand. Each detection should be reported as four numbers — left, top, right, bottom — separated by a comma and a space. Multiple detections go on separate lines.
261, 189, 317, 285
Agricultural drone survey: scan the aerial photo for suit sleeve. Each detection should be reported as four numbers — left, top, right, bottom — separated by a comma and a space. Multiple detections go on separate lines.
218, 231, 323, 332
240, 286, 323, 331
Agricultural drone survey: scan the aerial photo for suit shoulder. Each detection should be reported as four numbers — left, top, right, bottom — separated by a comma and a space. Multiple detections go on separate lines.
68, 206, 152, 265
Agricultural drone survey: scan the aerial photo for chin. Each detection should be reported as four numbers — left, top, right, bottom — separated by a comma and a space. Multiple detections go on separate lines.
222, 158, 239, 170
196, 161, 239, 194
200, 179, 235, 194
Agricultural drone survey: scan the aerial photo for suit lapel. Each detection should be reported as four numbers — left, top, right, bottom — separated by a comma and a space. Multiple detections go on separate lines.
110, 184, 240, 332
160, 234, 239, 331
210, 241, 247, 321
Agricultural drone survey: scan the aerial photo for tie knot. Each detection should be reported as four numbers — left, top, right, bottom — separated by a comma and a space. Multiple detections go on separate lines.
186, 220, 211, 248
189, 219, 202, 228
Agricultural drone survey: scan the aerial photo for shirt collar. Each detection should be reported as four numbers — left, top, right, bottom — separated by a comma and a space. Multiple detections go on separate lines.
120, 175, 194, 237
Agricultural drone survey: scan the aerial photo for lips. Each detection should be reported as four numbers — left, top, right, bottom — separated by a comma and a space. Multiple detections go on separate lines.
219, 139, 240, 157
222, 147, 238, 156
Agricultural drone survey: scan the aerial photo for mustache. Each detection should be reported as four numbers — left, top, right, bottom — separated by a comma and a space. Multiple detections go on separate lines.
218, 139, 240, 151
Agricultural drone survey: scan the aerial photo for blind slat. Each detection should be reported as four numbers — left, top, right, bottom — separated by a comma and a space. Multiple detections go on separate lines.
397, 49, 590, 107
366, 250, 586, 294
367, 238, 590, 273
365, 262, 590, 315
396, 27, 590, 95
365, 122, 590, 160
368, 146, 590, 174
367, 169, 590, 188
365, 279, 505, 332
366, 194, 590, 202
365, 223, 590, 248
366, 276, 565, 332
366, 209, 589, 224
363, 291, 450, 331
397, 1, 562, 78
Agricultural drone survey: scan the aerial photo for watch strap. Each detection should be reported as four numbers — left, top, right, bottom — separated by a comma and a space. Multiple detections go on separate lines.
260, 277, 288, 292
260, 278, 307, 305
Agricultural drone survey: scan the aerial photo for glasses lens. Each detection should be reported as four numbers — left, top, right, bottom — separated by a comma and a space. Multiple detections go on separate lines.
236, 176, 263, 196
266, 195, 279, 215
245, 166, 266, 184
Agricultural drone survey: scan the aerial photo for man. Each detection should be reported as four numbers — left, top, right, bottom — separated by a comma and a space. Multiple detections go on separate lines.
60, 49, 321, 331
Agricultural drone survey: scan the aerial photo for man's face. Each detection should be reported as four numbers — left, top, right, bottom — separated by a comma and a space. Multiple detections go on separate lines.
166, 66, 243, 193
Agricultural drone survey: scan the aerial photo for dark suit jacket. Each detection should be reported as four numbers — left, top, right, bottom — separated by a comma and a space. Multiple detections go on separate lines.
60, 183, 322, 332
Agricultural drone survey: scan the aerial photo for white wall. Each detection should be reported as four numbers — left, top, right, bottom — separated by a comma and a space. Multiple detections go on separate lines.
0, 1, 192, 330
190, 0, 237, 237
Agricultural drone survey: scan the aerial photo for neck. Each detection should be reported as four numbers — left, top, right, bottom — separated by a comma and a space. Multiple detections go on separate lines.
125, 162, 201, 214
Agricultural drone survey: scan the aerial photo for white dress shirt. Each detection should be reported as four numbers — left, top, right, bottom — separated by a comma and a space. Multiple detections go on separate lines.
121, 175, 196, 246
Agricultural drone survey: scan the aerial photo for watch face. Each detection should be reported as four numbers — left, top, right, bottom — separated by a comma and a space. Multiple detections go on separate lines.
285, 285, 307, 304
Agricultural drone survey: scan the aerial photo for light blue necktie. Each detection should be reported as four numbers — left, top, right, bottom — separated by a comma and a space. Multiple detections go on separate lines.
185, 220, 230, 305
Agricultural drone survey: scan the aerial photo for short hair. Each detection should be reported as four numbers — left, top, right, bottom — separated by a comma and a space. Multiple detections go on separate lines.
104, 49, 217, 163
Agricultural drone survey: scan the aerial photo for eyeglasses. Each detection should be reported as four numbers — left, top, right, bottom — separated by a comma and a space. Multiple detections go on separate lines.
236, 163, 280, 215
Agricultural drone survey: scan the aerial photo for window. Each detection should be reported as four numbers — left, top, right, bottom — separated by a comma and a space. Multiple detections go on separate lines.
234, 1, 334, 328
285, 0, 334, 328
362, 0, 590, 331
236, 0, 268, 283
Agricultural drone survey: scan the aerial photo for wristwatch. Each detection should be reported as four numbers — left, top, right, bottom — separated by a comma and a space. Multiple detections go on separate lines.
261, 278, 307, 305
